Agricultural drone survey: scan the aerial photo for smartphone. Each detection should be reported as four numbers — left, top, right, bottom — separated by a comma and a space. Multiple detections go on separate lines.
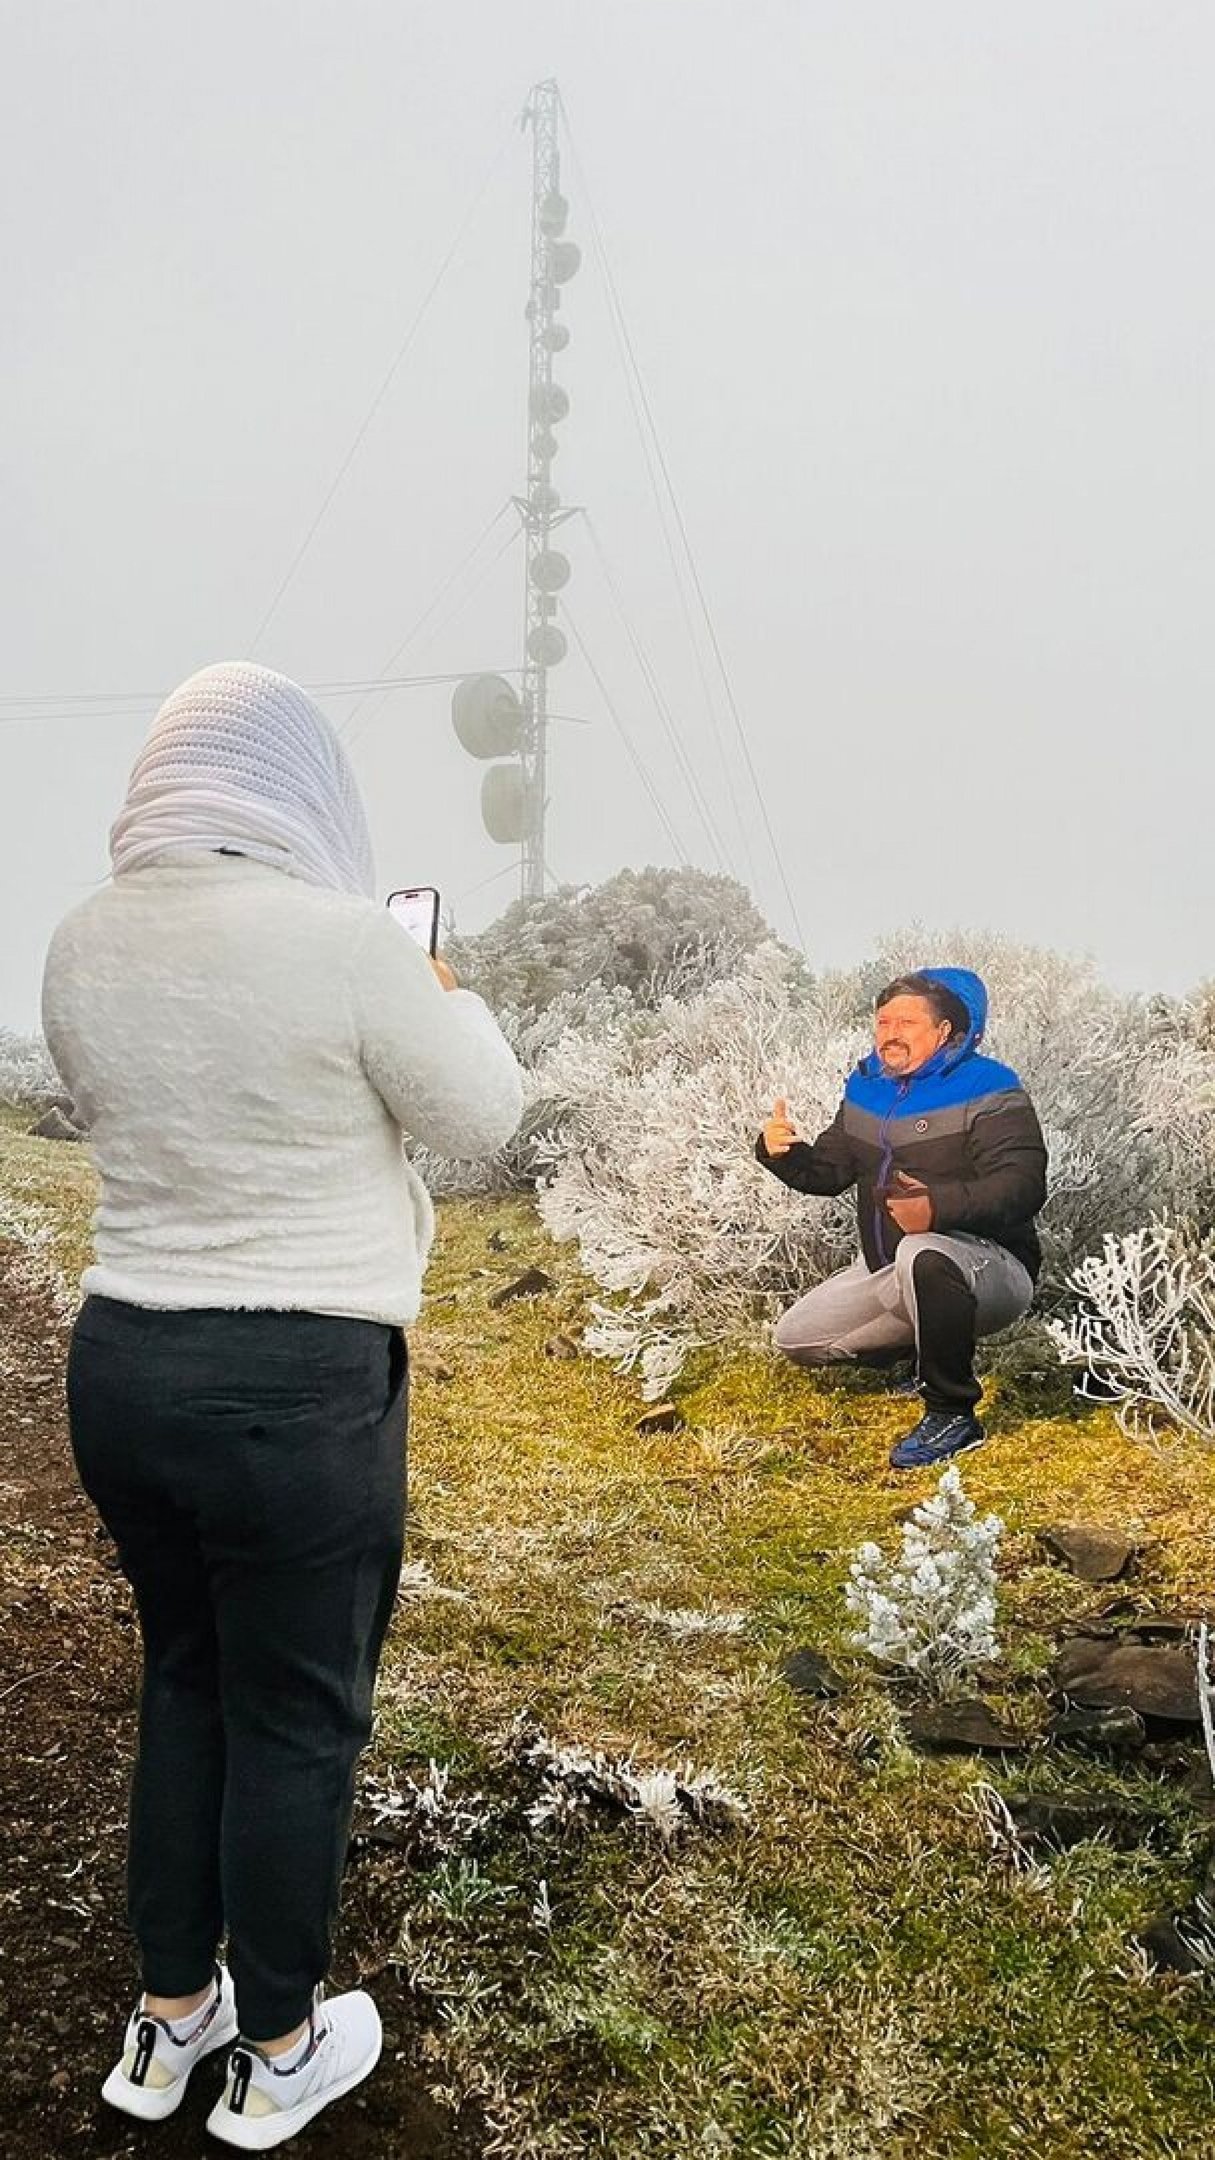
386, 886, 441, 955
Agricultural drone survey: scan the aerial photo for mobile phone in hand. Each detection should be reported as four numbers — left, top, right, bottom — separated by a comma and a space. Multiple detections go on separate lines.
387, 886, 441, 956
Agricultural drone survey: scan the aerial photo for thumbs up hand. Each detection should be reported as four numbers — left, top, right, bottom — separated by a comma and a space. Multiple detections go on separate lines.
762, 1097, 799, 1157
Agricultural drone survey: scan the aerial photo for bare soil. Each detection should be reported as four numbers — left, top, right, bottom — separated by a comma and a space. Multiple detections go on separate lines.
0, 1243, 483, 2160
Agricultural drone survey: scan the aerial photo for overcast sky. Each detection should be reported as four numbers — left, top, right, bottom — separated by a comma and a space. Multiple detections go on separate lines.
2, 1, 1211, 1030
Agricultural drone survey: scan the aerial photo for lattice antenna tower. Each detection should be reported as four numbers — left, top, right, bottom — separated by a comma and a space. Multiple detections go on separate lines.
451, 78, 581, 901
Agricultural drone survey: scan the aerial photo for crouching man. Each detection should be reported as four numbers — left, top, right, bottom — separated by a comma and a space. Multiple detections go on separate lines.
755, 969, 1048, 1470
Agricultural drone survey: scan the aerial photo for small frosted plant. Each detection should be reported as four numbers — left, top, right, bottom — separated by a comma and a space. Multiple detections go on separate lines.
1049, 1220, 1215, 1445
845, 1467, 1004, 1700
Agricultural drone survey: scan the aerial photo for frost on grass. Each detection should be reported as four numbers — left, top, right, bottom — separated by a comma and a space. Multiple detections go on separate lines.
396, 1557, 472, 1605
0, 1185, 79, 1322
361, 1761, 492, 1864
360, 1723, 750, 1864
506, 1716, 751, 1846
1050, 1218, 1215, 1445
845, 1467, 1003, 1700
617, 1599, 749, 1641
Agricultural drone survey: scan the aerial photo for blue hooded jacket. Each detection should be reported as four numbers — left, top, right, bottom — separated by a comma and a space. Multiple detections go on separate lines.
757, 968, 1048, 1279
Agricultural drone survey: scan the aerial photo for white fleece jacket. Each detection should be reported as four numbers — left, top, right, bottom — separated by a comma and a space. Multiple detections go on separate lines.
41, 854, 524, 1325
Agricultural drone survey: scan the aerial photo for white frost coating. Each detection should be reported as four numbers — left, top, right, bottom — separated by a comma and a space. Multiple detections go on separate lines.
1050, 1219, 1215, 1443
525, 930, 1215, 1395
845, 1467, 1004, 1699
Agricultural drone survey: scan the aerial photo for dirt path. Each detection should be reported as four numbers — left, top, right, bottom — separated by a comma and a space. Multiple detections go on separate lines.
0, 1245, 483, 2159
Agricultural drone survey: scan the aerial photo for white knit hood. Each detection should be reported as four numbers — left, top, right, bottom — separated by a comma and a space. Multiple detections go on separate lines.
110, 662, 376, 898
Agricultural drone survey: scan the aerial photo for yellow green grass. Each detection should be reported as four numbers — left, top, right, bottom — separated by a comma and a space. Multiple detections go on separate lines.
6, 1126, 1215, 2157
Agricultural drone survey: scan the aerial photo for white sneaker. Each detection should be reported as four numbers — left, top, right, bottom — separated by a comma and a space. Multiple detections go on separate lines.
101, 1963, 238, 2121
206, 1989, 383, 2150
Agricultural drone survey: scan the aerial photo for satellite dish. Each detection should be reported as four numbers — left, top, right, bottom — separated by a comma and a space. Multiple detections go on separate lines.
543, 323, 570, 354
529, 381, 569, 427
481, 763, 527, 845
538, 190, 568, 238
549, 241, 582, 284
531, 428, 560, 461
529, 549, 571, 593
528, 624, 568, 666
451, 675, 523, 760
530, 482, 560, 516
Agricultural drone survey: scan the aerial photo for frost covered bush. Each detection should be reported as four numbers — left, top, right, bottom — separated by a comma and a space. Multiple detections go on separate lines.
446, 864, 779, 1014
1049, 1219, 1215, 1444
411, 980, 645, 1198
845, 1468, 1003, 1699
536, 943, 862, 1394
536, 925, 1215, 1391
0, 1028, 59, 1108
422, 890, 1215, 1399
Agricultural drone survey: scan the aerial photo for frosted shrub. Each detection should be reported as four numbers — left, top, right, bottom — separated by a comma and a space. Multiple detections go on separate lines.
0, 1029, 59, 1108
419, 891, 1215, 1399
538, 927, 1215, 1390
536, 944, 862, 1394
845, 1467, 1003, 1699
411, 981, 643, 1198
446, 864, 777, 1013
1049, 1219, 1215, 1443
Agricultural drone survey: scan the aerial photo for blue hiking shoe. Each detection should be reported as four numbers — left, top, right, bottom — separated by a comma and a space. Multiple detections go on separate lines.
887, 1375, 922, 1400
889, 1410, 985, 1471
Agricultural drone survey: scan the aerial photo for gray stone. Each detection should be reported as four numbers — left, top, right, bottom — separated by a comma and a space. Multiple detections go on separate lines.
1053, 1636, 1199, 1725
488, 1268, 556, 1308
1039, 1524, 1135, 1582
904, 1699, 1023, 1753
544, 1333, 580, 1361
780, 1647, 845, 1698
29, 1106, 81, 1142
1045, 1704, 1146, 1754
636, 1402, 684, 1435
1004, 1791, 1152, 1851
1140, 1858, 1215, 1972
1138, 1914, 1211, 1976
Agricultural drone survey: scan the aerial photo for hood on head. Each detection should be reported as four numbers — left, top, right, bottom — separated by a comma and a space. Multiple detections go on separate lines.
860, 966, 989, 1081
924, 967, 987, 1059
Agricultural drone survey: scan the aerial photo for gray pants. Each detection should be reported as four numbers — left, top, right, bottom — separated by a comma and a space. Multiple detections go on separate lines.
775, 1233, 1034, 1371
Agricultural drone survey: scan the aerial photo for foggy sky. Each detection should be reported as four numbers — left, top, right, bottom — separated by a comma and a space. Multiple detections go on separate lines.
3, 1, 1212, 1031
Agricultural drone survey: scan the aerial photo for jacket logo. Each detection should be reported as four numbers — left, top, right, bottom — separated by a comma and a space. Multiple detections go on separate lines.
915, 1119, 929, 1133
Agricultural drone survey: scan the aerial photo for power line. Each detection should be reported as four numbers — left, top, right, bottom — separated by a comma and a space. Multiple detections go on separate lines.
246, 130, 514, 658
0, 667, 523, 732
559, 95, 806, 953
453, 859, 522, 909
563, 606, 690, 864
566, 155, 757, 893
338, 500, 515, 743
341, 515, 522, 753
581, 512, 734, 877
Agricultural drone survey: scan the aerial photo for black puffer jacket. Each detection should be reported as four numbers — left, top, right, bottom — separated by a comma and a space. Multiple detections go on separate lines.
756, 968, 1049, 1281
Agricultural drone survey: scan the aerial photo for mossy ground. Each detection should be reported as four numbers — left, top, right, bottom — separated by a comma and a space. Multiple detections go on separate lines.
5, 1124, 1215, 2158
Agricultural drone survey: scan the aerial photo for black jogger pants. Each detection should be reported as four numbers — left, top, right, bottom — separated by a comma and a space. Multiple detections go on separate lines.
66, 1296, 407, 2042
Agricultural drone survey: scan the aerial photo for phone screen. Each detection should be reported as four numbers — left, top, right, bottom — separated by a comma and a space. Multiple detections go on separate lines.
387, 886, 441, 955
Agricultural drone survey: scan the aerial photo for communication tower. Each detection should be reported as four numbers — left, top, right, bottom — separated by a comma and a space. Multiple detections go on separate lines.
452, 79, 580, 901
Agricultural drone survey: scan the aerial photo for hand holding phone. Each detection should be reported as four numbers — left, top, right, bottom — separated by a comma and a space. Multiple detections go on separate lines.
387, 886, 458, 989
387, 886, 440, 955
